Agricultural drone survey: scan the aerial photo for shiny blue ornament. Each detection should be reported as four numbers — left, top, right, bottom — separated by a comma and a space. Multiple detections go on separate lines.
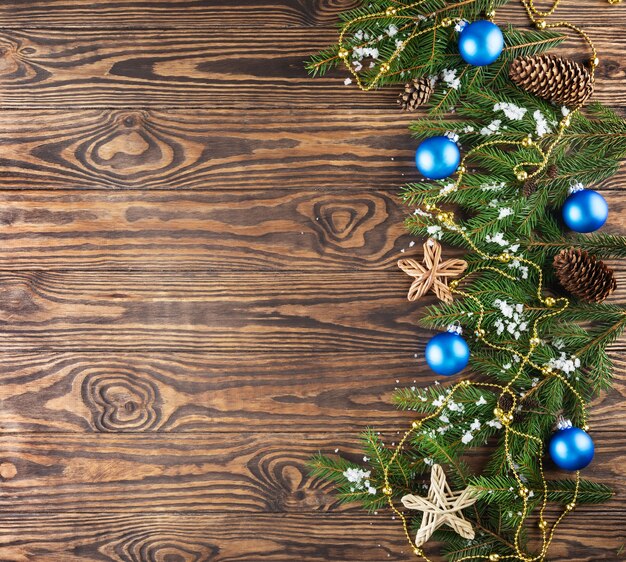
562, 189, 609, 233
458, 20, 504, 66
549, 427, 594, 471
415, 136, 461, 180
425, 331, 470, 376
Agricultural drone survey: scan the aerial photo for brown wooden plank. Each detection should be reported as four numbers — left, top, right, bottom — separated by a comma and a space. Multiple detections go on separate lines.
0, 0, 363, 28
0, 350, 622, 434
0, 268, 624, 352
0, 189, 409, 270
0, 511, 622, 562
0, 0, 620, 28
0, 109, 415, 190
0, 189, 624, 270
0, 431, 622, 513
0, 28, 622, 108
0, 109, 623, 193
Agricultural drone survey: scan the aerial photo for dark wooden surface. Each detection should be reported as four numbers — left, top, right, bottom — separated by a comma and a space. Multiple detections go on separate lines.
0, 1, 623, 560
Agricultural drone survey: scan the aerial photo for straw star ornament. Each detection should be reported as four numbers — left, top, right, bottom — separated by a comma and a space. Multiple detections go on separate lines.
398, 239, 468, 304
401, 464, 478, 547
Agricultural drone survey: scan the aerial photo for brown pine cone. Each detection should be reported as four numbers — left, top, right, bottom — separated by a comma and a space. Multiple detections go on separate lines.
514, 397, 541, 424
523, 178, 538, 197
547, 164, 559, 179
553, 248, 617, 303
498, 394, 514, 413
398, 77, 434, 111
509, 54, 594, 107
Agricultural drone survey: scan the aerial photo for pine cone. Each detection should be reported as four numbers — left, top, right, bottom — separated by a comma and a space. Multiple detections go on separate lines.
547, 164, 559, 179
509, 54, 594, 107
498, 394, 514, 413
514, 397, 541, 424
398, 77, 434, 111
523, 178, 538, 197
553, 248, 617, 303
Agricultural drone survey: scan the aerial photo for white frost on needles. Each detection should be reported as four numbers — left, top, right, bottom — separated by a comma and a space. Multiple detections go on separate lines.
494, 102, 528, 121
480, 119, 502, 136
493, 299, 528, 340
441, 68, 461, 90
534, 110, 552, 137
547, 352, 581, 376
343, 467, 377, 495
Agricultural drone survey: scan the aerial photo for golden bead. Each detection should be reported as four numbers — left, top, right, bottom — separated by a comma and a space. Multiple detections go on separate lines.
412, 420, 421, 429
486, 10, 496, 18
561, 116, 572, 128
413, 547, 422, 556
566, 502, 576, 511
489, 554, 501, 561
498, 253, 512, 263
441, 17, 453, 27
519, 487, 529, 497
530, 337, 541, 346
582, 424, 590, 431
539, 519, 548, 531
458, 165, 467, 174
516, 170, 528, 182
591, 57, 600, 67
522, 135, 533, 147
449, 280, 459, 290
386, 6, 398, 16
536, 19, 547, 29
338, 48, 349, 59
475, 328, 485, 338
543, 365, 554, 375
424, 203, 434, 211
382, 486, 393, 496
544, 297, 556, 307
380, 63, 390, 74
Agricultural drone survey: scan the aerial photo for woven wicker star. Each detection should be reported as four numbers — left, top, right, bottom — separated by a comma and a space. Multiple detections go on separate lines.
398, 239, 468, 304
401, 464, 477, 547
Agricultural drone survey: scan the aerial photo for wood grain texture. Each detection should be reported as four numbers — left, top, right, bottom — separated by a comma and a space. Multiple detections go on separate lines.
0, 1, 623, 560
0, 351, 623, 434
0, 109, 623, 193
0, 511, 622, 562
0, 268, 625, 353
0, 189, 624, 270
0, 0, 619, 28
0, 109, 416, 190
0, 28, 623, 108
0, 431, 623, 514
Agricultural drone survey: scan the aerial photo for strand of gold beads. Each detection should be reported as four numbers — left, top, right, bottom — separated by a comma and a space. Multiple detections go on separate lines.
318, 0, 622, 559
379, 0, 623, 557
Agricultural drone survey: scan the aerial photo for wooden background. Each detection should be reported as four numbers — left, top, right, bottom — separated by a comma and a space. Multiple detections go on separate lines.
0, 1, 623, 560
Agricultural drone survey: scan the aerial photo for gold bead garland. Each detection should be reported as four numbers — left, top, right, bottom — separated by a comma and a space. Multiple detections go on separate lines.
318, 0, 622, 559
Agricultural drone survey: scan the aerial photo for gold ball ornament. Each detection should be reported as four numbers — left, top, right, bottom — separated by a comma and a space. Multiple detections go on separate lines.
489, 554, 501, 561
441, 17, 453, 27
516, 170, 528, 181
536, 19, 547, 29
386, 6, 398, 16
338, 48, 349, 59
380, 63, 390, 74
522, 135, 533, 147
539, 519, 549, 531
458, 164, 467, 173
382, 486, 393, 496
530, 337, 541, 346
544, 296, 556, 307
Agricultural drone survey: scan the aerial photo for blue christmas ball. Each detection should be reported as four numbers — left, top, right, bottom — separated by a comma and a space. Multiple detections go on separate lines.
458, 20, 504, 66
549, 427, 594, 471
562, 189, 609, 233
425, 331, 470, 376
415, 136, 461, 180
